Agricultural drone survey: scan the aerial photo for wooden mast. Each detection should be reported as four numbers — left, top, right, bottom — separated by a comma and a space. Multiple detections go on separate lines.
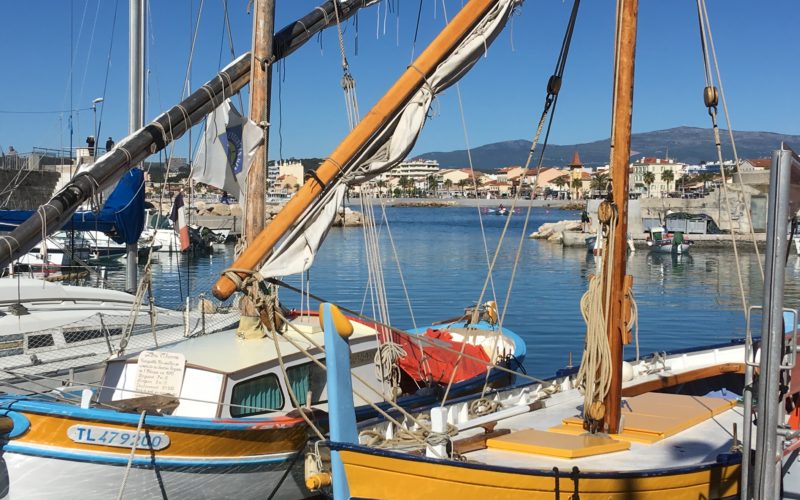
602, 0, 638, 435
212, 0, 499, 301
239, 0, 275, 322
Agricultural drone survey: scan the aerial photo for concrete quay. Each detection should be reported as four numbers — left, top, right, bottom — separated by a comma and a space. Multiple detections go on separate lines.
558, 226, 766, 251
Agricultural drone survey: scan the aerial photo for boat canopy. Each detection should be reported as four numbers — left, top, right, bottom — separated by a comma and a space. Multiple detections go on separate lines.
0, 169, 145, 245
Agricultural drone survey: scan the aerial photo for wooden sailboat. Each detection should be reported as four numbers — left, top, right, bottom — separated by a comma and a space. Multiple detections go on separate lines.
308, 2, 800, 499
0, 1, 529, 498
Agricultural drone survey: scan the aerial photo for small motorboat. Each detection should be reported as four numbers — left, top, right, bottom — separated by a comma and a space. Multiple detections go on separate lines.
646, 226, 691, 254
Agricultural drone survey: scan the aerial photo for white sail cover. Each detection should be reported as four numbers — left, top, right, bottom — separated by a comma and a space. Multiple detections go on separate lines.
192, 99, 263, 205
258, 0, 520, 280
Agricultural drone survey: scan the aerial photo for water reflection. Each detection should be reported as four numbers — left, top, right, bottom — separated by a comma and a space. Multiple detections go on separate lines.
99, 207, 794, 379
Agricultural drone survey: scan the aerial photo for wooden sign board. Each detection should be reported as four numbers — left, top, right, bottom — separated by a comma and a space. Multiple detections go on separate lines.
134, 351, 186, 397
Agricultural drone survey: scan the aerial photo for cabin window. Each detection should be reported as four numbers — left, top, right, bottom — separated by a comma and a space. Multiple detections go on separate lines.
287, 362, 327, 406
287, 364, 310, 406
230, 373, 284, 417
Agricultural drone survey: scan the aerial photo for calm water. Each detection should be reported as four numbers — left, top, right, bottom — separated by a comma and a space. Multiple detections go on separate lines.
102, 207, 799, 378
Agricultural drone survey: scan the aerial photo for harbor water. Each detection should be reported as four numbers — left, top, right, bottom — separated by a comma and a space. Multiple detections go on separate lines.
102, 206, 789, 379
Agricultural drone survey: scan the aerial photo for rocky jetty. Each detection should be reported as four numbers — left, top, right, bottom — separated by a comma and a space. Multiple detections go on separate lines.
529, 219, 581, 241
332, 207, 363, 227
192, 202, 243, 217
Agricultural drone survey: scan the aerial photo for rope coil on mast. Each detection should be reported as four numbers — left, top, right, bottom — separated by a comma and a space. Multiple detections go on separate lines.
577, 208, 617, 431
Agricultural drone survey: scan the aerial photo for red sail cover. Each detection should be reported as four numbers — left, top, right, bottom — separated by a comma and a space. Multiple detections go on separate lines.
397, 329, 491, 384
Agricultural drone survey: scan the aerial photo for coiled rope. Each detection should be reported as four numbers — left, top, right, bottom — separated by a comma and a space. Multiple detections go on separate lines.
576, 213, 617, 424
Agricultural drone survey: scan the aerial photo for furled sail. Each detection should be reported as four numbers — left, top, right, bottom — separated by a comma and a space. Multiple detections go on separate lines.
256, 0, 521, 280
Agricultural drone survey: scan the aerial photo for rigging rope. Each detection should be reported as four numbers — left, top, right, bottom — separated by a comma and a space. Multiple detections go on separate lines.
271, 309, 448, 458
695, 0, 752, 315
465, 0, 582, 401
268, 277, 550, 386
116, 410, 147, 500
333, 1, 361, 130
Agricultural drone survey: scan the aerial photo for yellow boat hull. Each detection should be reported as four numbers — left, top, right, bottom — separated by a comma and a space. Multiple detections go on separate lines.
335, 445, 741, 499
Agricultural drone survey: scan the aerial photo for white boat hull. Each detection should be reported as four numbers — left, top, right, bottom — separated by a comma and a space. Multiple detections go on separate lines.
0, 450, 305, 500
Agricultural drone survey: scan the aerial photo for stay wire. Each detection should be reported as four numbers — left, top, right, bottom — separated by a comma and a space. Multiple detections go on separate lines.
698, 0, 762, 280
478, 0, 581, 399
695, 0, 749, 314
96, 0, 121, 150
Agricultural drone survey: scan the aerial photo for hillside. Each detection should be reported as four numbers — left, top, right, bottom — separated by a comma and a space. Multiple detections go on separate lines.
413, 127, 800, 170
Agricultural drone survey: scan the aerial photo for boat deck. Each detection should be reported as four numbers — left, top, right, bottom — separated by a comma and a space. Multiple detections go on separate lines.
467, 387, 741, 472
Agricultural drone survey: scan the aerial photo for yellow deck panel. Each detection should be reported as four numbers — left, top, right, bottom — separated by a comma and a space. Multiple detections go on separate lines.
553, 393, 737, 445
625, 392, 735, 417
486, 428, 630, 458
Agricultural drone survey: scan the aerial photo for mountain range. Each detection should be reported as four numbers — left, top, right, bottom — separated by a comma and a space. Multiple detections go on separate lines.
413, 127, 800, 170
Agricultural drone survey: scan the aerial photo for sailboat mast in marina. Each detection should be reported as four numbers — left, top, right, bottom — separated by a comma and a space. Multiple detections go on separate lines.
304, 1, 800, 499
0, 2, 530, 498
598, 0, 637, 436
212, 0, 520, 301
237, 0, 275, 337
125, 0, 145, 292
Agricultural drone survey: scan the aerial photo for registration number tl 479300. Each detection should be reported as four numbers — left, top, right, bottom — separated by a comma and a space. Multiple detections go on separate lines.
67, 424, 170, 450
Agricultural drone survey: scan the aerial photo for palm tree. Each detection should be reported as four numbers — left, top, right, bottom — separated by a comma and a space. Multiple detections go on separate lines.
458, 179, 468, 197
642, 171, 656, 196
376, 179, 386, 195
444, 178, 453, 196
660, 169, 674, 194
398, 176, 411, 197
553, 175, 568, 198
572, 177, 583, 200
427, 174, 438, 197
590, 172, 609, 196
474, 175, 484, 198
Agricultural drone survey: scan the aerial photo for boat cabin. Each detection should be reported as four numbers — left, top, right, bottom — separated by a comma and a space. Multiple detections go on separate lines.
96, 315, 381, 419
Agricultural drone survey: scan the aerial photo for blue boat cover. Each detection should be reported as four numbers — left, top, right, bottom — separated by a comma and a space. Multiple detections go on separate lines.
0, 169, 145, 245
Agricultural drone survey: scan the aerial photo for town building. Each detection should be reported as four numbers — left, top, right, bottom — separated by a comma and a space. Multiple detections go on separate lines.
390, 159, 440, 191
268, 160, 304, 188
629, 157, 686, 198
568, 151, 584, 199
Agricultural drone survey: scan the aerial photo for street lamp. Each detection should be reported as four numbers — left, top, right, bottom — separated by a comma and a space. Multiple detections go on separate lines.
92, 97, 104, 157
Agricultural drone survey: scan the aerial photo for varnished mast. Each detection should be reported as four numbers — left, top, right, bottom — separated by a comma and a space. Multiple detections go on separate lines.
602, 0, 638, 435
239, 0, 275, 325
212, 0, 501, 300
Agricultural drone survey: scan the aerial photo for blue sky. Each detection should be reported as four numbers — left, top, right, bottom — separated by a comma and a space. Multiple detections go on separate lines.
1, 0, 798, 162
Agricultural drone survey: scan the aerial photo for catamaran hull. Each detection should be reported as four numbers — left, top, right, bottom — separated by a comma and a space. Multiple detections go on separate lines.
330, 443, 741, 499
0, 451, 306, 500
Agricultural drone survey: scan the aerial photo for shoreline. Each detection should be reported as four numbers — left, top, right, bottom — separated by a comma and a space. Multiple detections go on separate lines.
347, 197, 584, 210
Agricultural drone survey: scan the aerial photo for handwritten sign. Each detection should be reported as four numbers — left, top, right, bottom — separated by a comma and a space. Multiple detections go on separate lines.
134, 351, 186, 397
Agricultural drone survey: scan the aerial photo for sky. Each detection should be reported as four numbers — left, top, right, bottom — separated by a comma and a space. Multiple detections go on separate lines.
0, 0, 798, 163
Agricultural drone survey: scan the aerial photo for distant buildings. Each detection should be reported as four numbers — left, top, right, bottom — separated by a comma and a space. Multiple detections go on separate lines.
629, 157, 685, 198
268, 160, 304, 196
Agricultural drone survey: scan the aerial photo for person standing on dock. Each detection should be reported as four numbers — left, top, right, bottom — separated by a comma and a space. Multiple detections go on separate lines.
581, 209, 591, 232
86, 136, 95, 157
106, 137, 115, 152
